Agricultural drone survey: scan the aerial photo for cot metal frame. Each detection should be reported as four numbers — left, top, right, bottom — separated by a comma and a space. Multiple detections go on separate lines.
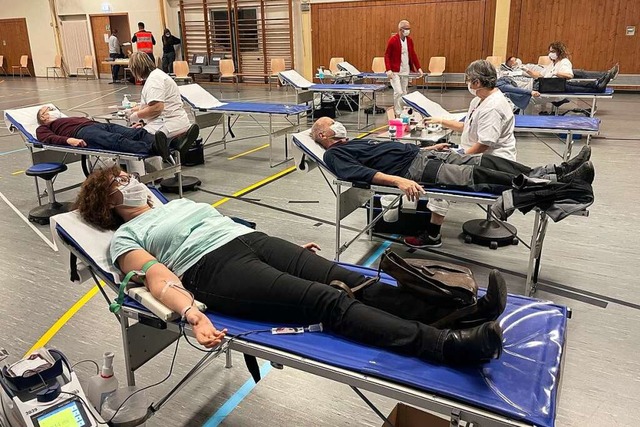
283, 83, 385, 130
9, 125, 184, 203
57, 233, 553, 427
188, 107, 308, 168
328, 175, 588, 296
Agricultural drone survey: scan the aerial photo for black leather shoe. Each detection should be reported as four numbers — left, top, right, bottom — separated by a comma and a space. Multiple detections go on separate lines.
431, 270, 507, 329
176, 124, 200, 161
611, 63, 619, 80
442, 321, 503, 365
559, 161, 595, 184
596, 70, 613, 91
153, 131, 170, 163
558, 145, 591, 176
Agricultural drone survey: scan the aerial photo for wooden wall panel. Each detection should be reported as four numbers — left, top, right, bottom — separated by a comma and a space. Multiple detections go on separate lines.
507, 0, 640, 73
311, 0, 496, 74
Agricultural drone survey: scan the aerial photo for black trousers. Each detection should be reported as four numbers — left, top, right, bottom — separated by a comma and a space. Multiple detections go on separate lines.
109, 53, 120, 82
182, 232, 453, 362
162, 51, 176, 73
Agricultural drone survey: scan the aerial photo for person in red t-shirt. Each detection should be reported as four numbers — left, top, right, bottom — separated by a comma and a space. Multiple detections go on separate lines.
35, 106, 170, 161
384, 20, 424, 116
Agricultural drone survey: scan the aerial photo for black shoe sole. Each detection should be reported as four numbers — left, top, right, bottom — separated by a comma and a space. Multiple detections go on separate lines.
153, 132, 170, 163
177, 124, 200, 160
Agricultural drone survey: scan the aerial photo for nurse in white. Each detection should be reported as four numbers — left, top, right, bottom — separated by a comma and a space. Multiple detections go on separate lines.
427, 59, 517, 161
127, 52, 191, 138
404, 59, 516, 249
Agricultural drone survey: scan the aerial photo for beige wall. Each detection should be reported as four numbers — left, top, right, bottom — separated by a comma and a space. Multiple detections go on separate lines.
0, 0, 179, 77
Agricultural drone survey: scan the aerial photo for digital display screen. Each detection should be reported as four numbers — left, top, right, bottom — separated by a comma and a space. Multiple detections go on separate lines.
33, 399, 89, 427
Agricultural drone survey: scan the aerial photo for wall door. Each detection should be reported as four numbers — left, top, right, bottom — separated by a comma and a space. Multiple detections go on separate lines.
0, 18, 35, 76
90, 15, 112, 75
59, 17, 93, 75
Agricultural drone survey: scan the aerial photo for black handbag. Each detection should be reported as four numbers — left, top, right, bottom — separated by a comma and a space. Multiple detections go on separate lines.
379, 250, 477, 307
537, 77, 566, 93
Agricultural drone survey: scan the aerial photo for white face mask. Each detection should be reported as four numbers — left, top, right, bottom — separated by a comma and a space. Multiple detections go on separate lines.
467, 82, 477, 97
402, 29, 410, 37
47, 109, 61, 121
330, 121, 347, 139
548, 52, 558, 61
117, 177, 149, 207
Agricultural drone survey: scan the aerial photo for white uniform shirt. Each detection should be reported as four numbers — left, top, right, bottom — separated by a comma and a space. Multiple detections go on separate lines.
542, 58, 573, 78
399, 37, 410, 75
141, 69, 190, 137
460, 90, 517, 161
108, 35, 119, 54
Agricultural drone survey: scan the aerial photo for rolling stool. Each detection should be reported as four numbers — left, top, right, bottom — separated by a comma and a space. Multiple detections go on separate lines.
462, 209, 519, 250
25, 162, 73, 225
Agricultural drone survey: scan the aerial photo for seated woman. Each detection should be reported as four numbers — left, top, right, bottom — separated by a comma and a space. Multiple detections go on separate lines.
127, 52, 198, 146
524, 41, 614, 93
75, 166, 507, 365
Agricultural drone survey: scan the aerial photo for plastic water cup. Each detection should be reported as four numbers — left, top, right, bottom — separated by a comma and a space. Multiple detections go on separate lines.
402, 195, 418, 211
380, 195, 400, 222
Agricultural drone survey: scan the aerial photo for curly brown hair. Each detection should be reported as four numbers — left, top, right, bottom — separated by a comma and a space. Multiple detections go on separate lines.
74, 165, 124, 231
549, 41, 569, 59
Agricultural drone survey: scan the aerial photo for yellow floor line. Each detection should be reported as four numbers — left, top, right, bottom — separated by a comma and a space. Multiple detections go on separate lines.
212, 165, 296, 208
356, 125, 387, 139
11, 170, 24, 175
228, 143, 270, 160
24, 284, 103, 357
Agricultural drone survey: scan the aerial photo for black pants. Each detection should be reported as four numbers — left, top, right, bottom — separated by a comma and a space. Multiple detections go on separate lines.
162, 51, 175, 73
109, 53, 120, 82
75, 123, 155, 154
182, 232, 452, 362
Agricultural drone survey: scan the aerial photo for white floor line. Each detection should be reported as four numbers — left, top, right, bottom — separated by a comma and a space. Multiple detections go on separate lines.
0, 191, 57, 252
70, 87, 127, 110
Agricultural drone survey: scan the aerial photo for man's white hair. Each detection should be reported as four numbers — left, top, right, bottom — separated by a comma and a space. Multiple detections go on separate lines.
398, 20, 410, 29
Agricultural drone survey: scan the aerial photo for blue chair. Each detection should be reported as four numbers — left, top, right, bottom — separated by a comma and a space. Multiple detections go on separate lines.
25, 163, 72, 224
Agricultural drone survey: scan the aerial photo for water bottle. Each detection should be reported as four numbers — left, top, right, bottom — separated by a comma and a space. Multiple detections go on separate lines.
318, 66, 325, 79
122, 94, 131, 109
388, 125, 397, 139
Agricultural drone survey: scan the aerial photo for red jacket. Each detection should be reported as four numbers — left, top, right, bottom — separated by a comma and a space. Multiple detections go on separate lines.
384, 33, 421, 73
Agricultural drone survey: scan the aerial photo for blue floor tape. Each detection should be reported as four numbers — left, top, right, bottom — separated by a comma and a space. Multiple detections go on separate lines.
202, 362, 273, 427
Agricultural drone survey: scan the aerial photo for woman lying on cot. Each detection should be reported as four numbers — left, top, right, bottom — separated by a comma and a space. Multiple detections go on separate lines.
75, 165, 506, 365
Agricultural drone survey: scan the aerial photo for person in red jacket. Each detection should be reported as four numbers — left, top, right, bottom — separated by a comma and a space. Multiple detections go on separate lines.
384, 20, 424, 116
132, 22, 156, 64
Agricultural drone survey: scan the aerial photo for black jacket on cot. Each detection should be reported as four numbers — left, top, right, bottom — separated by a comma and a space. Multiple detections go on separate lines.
323, 139, 419, 183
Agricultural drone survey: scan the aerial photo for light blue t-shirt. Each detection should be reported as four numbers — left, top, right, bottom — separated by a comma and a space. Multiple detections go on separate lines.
110, 199, 254, 276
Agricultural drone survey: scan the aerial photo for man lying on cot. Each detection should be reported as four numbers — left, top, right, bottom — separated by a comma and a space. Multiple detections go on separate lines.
311, 117, 595, 246
35, 106, 198, 161
75, 165, 508, 366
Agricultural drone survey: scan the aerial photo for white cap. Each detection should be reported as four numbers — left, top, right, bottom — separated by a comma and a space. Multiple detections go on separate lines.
101, 352, 115, 377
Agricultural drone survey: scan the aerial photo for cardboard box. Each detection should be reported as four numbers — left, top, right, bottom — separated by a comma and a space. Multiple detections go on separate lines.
384, 403, 449, 427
